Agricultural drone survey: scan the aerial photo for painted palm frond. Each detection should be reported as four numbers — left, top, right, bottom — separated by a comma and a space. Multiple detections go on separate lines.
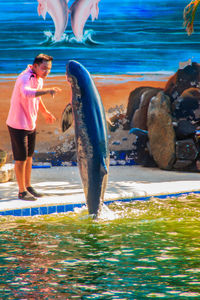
183, 0, 200, 35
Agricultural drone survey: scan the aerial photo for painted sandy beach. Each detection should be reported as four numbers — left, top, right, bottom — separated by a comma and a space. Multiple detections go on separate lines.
0, 73, 168, 156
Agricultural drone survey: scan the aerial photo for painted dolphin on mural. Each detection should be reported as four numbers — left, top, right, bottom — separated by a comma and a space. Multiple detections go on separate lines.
70, 0, 100, 41
37, 0, 101, 41
37, 0, 69, 41
61, 60, 109, 217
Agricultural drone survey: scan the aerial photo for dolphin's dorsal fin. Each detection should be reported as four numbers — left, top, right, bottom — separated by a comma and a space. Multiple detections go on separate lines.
100, 157, 108, 176
61, 103, 73, 132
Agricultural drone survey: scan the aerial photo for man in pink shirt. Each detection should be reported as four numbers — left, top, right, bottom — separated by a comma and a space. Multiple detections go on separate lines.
7, 53, 61, 200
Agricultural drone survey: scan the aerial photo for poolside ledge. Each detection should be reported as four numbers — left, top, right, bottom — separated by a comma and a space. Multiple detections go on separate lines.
0, 165, 200, 217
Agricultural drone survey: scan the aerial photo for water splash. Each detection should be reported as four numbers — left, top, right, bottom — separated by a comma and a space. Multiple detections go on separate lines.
98, 203, 119, 221
73, 201, 147, 222
40, 29, 102, 47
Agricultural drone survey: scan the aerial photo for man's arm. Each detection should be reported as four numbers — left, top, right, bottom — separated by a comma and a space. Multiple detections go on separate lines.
21, 80, 61, 98
39, 99, 56, 123
35, 87, 61, 98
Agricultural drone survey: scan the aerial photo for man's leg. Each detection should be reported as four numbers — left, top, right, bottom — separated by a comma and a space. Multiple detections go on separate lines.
26, 130, 43, 197
25, 156, 32, 188
26, 155, 43, 197
15, 158, 36, 200
15, 160, 26, 193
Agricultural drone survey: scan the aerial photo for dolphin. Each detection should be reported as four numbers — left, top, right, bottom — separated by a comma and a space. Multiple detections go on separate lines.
70, 0, 101, 41
61, 60, 109, 217
37, 0, 69, 41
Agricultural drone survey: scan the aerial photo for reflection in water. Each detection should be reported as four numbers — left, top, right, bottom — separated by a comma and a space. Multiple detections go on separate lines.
0, 195, 200, 299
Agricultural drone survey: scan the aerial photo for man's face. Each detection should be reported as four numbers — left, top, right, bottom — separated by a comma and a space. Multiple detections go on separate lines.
33, 60, 52, 79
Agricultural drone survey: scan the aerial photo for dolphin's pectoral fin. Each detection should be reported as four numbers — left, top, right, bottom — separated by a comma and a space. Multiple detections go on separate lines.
61, 103, 73, 132
100, 157, 108, 176
91, 2, 99, 21
37, 1, 47, 20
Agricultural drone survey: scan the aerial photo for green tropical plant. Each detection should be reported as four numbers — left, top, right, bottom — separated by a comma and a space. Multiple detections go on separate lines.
184, 0, 200, 35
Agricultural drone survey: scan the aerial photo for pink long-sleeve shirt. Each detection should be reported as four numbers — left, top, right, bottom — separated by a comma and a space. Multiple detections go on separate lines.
6, 65, 43, 130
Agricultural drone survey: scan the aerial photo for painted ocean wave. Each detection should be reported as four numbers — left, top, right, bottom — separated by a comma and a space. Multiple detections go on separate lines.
40, 30, 102, 47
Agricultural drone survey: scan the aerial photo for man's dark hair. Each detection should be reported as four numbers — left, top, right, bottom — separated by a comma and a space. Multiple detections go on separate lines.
33, 53, 53, 65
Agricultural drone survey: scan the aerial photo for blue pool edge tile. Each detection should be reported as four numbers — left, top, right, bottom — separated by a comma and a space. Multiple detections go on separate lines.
0, 190, 200, 217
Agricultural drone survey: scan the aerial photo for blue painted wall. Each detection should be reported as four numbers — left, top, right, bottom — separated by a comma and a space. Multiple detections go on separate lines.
0, 0, 198, 74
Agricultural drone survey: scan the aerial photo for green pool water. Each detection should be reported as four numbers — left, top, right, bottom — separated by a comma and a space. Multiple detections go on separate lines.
0, 195, 200, 299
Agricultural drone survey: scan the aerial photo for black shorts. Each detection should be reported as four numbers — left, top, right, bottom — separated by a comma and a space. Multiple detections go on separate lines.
8, 126, 36, 161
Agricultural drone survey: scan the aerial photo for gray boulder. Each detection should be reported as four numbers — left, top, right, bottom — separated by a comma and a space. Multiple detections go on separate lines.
147, 91, 176, 170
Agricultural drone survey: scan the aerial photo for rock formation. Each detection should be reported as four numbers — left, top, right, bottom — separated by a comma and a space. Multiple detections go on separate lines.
126, 61, 200, 171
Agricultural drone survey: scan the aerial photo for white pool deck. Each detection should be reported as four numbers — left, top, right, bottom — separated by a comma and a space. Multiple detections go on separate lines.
0, 164, 200, 216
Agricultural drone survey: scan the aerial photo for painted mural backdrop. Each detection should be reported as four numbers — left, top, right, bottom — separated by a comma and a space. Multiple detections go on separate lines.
0, 0, 200, 75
